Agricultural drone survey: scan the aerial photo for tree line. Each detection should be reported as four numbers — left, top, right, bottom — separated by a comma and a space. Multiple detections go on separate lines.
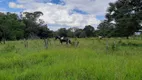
0, 11, 97, 42
0, 0, 142, 42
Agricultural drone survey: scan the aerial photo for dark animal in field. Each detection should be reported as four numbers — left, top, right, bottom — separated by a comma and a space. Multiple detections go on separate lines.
55, 36, 72, 44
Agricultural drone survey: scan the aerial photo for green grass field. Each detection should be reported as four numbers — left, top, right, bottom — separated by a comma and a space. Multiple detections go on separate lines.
0, 38, 142, 80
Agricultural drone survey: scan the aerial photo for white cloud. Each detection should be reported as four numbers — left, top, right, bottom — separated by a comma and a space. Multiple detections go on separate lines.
9, 2, 24, 9
17, 0, 52, 3
23, 2, 100, 29
63, 0, 117, 16
8, 0, 117, 30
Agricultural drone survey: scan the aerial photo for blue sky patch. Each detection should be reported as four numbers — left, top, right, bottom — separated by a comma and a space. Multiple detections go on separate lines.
96, 16, 105, 20
50, 0, 63, 4
73, 9, 88, 15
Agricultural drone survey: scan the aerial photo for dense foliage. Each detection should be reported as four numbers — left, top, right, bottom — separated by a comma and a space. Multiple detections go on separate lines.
97, 0, 142, 38
56, 25, 95, 38
0, 12, 53, 42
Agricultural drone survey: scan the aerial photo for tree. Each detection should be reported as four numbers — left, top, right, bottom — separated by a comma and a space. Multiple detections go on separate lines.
97, 20, 115, 37
106, 0, 142, 38
22, 11, 44, 39
73, 29, 86, 38
0, 12, 25, 41
57, 28, 68, 37
37, 25, 53, 39
6, 13, 25, 40
83, 25, 95, 37
0, 11, 54, 41
67, 28, 74, 37
67, 27, 81, 37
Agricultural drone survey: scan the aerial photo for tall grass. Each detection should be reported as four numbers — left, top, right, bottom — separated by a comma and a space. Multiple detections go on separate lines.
0, 38, 142, 80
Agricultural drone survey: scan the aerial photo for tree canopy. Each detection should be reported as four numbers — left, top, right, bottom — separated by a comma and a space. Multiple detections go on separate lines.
105, 0, 142, 38
0, 11, 53, 42
97, 20, 115, 37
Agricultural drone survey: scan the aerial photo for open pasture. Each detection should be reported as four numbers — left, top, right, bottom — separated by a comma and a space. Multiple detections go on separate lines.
0, 38, 142, 80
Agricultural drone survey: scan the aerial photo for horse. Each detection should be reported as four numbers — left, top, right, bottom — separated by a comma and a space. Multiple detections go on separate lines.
55, 36, 72, 44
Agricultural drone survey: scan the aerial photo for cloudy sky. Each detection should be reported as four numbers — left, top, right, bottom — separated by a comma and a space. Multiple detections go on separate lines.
0, 0, 117, 30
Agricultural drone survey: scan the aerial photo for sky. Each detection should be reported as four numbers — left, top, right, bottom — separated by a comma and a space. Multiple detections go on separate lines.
0, 0, 117, 31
